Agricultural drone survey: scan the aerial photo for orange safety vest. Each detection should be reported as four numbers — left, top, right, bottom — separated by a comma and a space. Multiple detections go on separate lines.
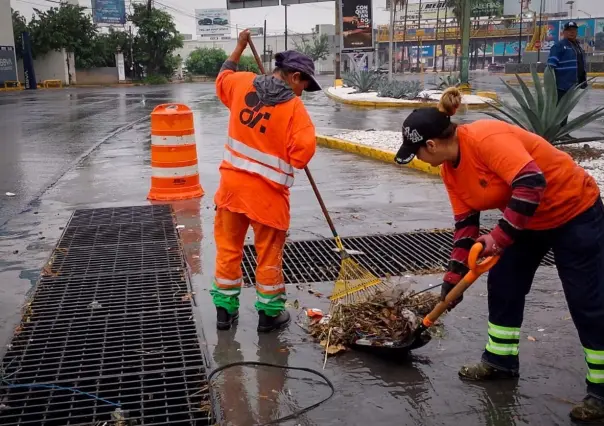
215, 70, 316, 231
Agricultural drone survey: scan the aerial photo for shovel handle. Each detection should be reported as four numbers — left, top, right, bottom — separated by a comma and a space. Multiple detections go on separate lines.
421, 243, 499, 328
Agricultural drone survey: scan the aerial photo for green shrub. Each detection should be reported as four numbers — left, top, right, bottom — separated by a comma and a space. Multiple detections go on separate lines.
144, 74, 169, 85
343, 70, 382, 93
484, 65, 604, 145
435, 73, 461, 90
238, 56, 260, 73
377, 80, 423, 99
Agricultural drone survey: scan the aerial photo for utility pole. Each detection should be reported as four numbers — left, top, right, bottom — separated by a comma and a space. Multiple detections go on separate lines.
442, 4, 448, 71
388, 0, 395, 81
434, 1, 440, 72
263, 20, 267, 71
147, 0, 151, 13
402, 0, 408, 73
335, 0, 342, 81
284, 4, 288, 49
417, 0, 422, 71
460, 0, 471, 84
537, 0, 544, 62
518, 12, 523, 64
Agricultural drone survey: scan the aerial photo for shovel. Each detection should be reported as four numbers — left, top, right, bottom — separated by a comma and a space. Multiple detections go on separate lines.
351, 243, 499, 357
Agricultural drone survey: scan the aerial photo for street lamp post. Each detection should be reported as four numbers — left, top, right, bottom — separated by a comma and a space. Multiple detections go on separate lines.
566, 1, 575, 19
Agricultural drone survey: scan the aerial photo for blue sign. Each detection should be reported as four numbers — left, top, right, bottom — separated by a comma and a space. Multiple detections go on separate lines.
92, 0, 126, 25
408, 45, 434, 58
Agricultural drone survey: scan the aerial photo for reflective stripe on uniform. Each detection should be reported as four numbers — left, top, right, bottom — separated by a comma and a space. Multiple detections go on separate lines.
486, 337, 520, 356
151, 134, 196, 146
487, 322, 521, 340
228, 137, 293, 174
257, 294, 287, 305
223, 149, 294, 187
587, 371, 604, 384
212, 287, 241, 296
584, 348, 604, 364
151, 165, 199, 177
215, 277, 242, 289
257, 282, 286, 293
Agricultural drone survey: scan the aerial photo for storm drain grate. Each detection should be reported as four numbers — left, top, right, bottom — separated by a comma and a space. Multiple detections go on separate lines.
241, 229, 556, 285
0, 205, 212, 426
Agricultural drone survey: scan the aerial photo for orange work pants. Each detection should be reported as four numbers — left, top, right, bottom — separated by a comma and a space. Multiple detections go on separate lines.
210, 208, 287, 316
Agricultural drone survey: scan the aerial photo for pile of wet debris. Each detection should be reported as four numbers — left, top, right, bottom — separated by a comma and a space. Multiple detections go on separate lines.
306, 286, 441, 355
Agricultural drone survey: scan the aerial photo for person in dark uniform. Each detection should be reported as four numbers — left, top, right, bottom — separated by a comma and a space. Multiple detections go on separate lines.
547, 21, 588, 126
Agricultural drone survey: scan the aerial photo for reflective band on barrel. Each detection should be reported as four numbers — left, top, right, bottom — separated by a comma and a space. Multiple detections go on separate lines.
488, 322, 521, 340
223, 150, 294, 187
228, 137, 294, 174
151, 165, 199, 177
151, 134, 196, 146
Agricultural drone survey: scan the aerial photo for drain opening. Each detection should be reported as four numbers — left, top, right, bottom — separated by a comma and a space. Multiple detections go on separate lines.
241, 230, 555, 285
0, 205, 213, 426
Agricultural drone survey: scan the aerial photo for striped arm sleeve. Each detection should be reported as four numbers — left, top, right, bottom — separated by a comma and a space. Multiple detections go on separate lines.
491, 161, 546, 248
444, 211, 480, 285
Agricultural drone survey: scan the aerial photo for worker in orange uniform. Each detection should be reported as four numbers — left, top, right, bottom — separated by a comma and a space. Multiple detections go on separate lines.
395, 87, 604, 422
212, 30, 319, 333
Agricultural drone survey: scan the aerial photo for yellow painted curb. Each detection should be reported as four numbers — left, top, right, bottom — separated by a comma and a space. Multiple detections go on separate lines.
325, 88, 492, 110
512, 72, 604, 77
316, 134, 441, 176
593, 83, 604, 89
476, 91, 498, 100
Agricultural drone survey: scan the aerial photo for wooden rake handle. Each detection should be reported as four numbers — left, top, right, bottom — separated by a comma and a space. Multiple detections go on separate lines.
247, 35, 340, 243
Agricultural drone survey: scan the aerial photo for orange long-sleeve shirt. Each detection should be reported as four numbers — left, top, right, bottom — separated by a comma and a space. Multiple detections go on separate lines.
215, 69, 316, 230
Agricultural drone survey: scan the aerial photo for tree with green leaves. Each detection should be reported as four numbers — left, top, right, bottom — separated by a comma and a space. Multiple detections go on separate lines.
237, 56, 260, 73
185, 47, 227, 77
129, 4, 183, 78
292, 30, 330, 63
11, 9, 27, 59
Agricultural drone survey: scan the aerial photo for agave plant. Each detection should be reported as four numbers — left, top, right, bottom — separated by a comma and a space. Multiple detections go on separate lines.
342, 70, 382, 93
435, 73, 462, 90
484, 65, 604, 145
377, 80, 423, 100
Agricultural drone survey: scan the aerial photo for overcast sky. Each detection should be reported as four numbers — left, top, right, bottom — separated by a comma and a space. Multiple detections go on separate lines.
10, 0, 604, 38
10, 0, 392, 37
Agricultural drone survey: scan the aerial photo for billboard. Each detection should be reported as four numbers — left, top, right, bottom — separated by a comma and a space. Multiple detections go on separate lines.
227, 0, 279, 9
538, 20, 560, 52
249, 27, 264, 36
91, 0, 126, 25
0, 46, 17, 84
494, 41, 527, 56
342, 0, 373, 52
596, 20, 604, 51
196, 9, 231, 37
471, 0, 503, 17
400, 2, 453, 20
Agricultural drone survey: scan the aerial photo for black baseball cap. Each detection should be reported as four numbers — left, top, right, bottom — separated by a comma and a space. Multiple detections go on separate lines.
564, 21, 579, 30
395, 108, 451, 164
275, 50, 322, 92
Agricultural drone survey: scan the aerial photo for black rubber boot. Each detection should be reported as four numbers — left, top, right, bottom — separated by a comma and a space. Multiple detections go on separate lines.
570, 395, 604, 423
216, 307, 239, 331
458, 362, 519, 381
257, 310, 291, 333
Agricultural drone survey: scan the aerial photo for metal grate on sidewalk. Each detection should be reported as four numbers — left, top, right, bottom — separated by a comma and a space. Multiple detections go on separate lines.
241, 229, 556, 286
0, 205, 213, 426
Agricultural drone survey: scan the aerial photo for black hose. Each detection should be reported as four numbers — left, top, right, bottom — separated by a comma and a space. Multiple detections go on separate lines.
208, 361, 335, 425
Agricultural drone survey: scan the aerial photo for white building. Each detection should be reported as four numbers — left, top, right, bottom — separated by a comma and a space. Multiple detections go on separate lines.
176, 24, 337, 74
503, 0, 604, 19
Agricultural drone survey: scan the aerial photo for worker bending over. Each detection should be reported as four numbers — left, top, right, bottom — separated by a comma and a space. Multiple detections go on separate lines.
395, 87, 604, 422
212, 30, 319, 332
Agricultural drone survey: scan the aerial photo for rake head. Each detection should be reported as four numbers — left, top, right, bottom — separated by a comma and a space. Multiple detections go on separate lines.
329, 256, 390, 307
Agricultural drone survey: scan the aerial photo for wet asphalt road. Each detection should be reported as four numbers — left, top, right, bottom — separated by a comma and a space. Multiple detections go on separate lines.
0, 76, 601, 425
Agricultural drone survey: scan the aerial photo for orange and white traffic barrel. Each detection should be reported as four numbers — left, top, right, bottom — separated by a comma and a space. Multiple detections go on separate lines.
148, 104, 204, 201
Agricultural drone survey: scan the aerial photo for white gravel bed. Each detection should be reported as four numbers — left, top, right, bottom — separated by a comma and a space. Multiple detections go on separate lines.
331, 130, 604, 193
328, 86, 490, 105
